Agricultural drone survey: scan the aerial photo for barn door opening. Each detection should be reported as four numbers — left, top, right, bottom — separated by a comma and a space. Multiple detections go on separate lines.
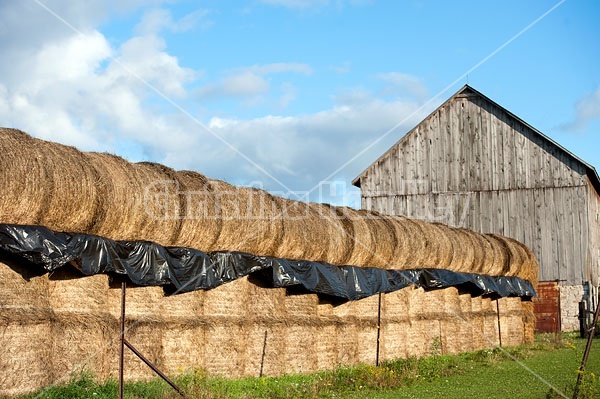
533, 281, 561, 333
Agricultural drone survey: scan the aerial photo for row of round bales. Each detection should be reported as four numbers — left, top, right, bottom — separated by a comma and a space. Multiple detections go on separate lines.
0, 128, 537, 283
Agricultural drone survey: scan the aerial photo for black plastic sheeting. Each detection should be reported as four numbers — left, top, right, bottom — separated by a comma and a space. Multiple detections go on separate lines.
0, 224, 536, 301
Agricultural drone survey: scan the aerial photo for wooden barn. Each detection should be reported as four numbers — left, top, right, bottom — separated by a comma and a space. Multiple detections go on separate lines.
352, 85, 600, 332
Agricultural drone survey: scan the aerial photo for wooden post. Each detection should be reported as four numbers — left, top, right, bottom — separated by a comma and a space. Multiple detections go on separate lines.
376, 292, 382, 366
496, 299, 502, 347
119, 282, 126, 399
573, 292, 600, 399
260, 330, 268, 377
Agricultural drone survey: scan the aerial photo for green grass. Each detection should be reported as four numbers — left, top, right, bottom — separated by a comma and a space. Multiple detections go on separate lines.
13, 333, 600, 399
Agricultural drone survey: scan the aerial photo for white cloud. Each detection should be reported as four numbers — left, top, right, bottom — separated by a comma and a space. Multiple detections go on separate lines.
135, 8, 211, 35
560, 86, 600, 132
197, 63, 312, 102
376, 72, 429, 100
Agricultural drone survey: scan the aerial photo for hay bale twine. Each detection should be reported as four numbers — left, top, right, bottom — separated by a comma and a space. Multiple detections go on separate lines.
0, 129, 48, 225
174, 170, 222, 252
209, 179, 283, 256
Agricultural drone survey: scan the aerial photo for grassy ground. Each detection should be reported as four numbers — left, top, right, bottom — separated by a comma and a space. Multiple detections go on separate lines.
13, 333, 600, 399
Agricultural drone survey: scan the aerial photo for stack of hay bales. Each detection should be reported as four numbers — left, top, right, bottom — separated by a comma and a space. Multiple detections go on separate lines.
0, 128, 538, 396
0, 128, 538, 282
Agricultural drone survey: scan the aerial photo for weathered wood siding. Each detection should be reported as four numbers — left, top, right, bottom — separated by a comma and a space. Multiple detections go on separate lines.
588, 181, 600, 286
359, 89, 594, 285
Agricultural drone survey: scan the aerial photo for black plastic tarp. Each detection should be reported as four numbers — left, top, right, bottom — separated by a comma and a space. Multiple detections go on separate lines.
0, 224, 536, 301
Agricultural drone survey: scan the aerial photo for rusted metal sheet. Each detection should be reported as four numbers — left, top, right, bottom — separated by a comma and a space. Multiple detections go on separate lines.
533, 281, 561, 333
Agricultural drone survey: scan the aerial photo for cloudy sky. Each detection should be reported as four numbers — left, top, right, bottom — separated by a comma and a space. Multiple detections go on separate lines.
0, 0, 598, 206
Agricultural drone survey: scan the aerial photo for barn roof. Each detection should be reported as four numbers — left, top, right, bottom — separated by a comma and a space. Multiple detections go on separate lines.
352, 84, 600, 195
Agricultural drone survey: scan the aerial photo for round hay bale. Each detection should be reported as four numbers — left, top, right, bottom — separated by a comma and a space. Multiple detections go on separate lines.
132, 161, 185, 245
174, 170, 222, 252
489, 234, 524, 278
36, 139, 102, 233
312, 203, 352, 265
384, 215, 412, 269
355, 210, 397, 269
427, 222, 454, 269
481, 234, 509, 277
85, 152, 146, 241
86, 154, 183, 246
340, 207, 376, 267
209, 179, 283, 256
272, 196, 328, 261
0, 129, 48, 226
449, 228, 477, 273
394, 217, 428, 268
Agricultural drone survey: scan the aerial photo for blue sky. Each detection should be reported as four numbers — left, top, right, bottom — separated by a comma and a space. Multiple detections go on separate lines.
0, 0, 598, 206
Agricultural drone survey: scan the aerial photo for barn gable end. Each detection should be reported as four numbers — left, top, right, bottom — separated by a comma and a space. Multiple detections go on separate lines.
353, 85, 600, 331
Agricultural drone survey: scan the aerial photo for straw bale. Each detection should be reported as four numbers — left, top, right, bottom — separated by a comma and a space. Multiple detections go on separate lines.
104, 284, 164, 321
51, 312, 115, 380
160, 289, 204, 319
380, 322, 408, 362
86, 153, 180, 244
381, 289, 410, 320
316, 300, 334, 317
405, 319, 439, 357
209, 179, 283, 256
161, 324, 205, 374
246, 279, 286, 319
203, 277, 249, 317
356, 325, 378, 364
284, 290, 318, 318
315, 325, 338, 370
48, 272, 109, 313
254, 326, 286, 377
0, 129, 48, 225
335, 324, 359, 366
420, 222, 454, 269
284, 325, 318, 374
335, 207, 375, 267
331, 299, 355, 318
123, 320, 166, 380
174, 170, 222, 252
521, 301, 535, 343
381, 215, 412, 268
0, 259, 50, 310
451, 228, 477, 272
0, 321, 54, 396
204, 324, 247, 377
241, 325, 269, 377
